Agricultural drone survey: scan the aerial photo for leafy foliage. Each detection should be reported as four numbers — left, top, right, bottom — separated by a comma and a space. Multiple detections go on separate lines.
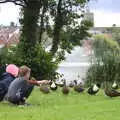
86, 35, 120, 88
0, 0, 92, 80
107, 26, 120, 45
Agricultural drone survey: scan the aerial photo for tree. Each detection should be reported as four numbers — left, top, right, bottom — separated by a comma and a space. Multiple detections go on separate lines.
110, 26, 120, 45
0, 0, 28, 7
0, 0, 93, 79
39, 0, 48, 43
49, 0, 92, 56
10, 21, 15, 27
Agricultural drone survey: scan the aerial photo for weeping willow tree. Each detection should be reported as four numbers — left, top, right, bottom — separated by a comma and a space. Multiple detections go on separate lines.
86, 35, 120, 89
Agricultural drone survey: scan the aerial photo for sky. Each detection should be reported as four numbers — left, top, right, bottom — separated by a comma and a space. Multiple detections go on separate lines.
89, 0, 120, 27
0, 0, 120, 27
0, 3, 20, 26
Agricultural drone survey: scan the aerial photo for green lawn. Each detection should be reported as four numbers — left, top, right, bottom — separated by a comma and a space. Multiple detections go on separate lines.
0, 87, 120, 120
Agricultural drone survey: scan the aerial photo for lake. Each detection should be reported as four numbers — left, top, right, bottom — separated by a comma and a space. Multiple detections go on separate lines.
57, 47, 91, 84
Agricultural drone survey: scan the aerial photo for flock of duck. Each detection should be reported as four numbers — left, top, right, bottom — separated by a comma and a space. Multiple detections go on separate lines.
40, 79, 120, 97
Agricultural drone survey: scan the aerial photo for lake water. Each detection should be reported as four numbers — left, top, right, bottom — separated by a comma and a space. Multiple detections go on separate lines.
57, 47, 91, 84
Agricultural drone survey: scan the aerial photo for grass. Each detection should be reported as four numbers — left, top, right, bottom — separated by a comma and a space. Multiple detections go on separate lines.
0, 87, 120, 120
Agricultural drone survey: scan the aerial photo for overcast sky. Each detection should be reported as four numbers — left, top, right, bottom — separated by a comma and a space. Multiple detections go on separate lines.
0, 3, 20, 26
89, 0, 120, 27
0, 0, 120, 27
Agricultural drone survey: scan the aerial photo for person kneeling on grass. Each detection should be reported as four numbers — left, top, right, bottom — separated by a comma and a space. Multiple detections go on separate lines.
6, 65, 49, 105
0, 64, 19, 101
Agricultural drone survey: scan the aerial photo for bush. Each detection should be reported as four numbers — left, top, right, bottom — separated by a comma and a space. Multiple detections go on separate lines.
0, 44, 60, 80
0, 47, 8, 65
85, 35, 120, 88
29, 44, 59, 80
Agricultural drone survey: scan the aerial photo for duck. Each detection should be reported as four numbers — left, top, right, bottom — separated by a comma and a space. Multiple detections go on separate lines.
62, 86, 69, 94
69, 81, 74, 87
112, 82, 118, 89
74, 85, 84, 93
62, 79, 69, 94
104, 88, 120, 97
73, 80, 77, 85
40, 85, 50, 94
87, 84, 101, 95
50, 81, 57, 91
56, 79, 65, 87
73, 79, 84, 92
74, 81, 84, 93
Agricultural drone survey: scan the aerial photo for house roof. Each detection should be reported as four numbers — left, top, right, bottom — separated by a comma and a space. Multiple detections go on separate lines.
0, 27, 20, 47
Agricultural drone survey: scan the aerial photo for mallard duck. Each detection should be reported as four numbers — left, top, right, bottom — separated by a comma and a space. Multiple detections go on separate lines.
69, 81, 74, 87
50, 81, 57, 91
62, 80, 69, 94
104, 89, 120, 97
62, 86, 69, 94
73, 80, 77, 85
40, 85, 50, 94
74, 85, 84, 93
112, 82, 118, 89
74, 80, 84, 93
56, 79, 65, 87
87, 84, 101, 95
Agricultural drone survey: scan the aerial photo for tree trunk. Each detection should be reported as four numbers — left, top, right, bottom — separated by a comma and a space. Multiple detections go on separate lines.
39, 0, 48, 43
50, 0, 63, 56
20, 0, 41, 54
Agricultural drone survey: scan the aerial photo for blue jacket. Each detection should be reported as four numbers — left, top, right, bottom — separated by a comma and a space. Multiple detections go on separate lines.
0, 72, 15, 91
0, 65, 6, 76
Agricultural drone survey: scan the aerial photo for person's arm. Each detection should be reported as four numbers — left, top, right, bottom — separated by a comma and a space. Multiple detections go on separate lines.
28, 80, 50, 86
37, 80, 50, 85
28, 80, 39, 85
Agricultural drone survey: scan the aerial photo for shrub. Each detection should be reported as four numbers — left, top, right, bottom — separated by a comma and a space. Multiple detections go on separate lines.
85, 35, 120, 88
0, 44, 59, 80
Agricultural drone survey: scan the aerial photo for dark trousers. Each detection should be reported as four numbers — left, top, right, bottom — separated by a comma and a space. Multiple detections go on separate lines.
9, 84, 34, 105
24, 84, 34, 99
0, 83, 7, 101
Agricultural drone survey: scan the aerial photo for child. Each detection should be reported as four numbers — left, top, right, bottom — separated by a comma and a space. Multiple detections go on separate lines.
0, 64, 19, 101
6, 65, 49, 105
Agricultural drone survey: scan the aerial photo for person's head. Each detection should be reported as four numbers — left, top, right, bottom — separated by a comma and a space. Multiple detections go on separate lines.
6, 64, 19, 77
19, 66, 31, 80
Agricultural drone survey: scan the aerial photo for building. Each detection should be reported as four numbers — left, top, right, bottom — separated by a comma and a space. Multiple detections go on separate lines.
0, 27, 20, 48
84, 12, 94, 26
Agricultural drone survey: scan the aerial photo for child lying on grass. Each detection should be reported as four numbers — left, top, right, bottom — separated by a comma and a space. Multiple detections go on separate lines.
5, 65, 49, 105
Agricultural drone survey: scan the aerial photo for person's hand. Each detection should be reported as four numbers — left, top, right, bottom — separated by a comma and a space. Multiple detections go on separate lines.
37, 80, 50, 85
42, 80, 50, 84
